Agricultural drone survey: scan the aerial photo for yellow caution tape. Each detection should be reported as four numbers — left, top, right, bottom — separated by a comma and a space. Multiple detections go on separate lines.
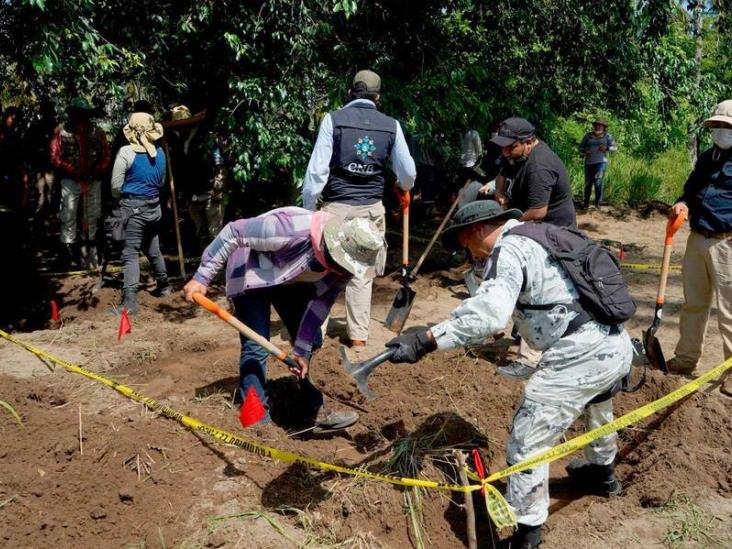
0, 329, 514, 528
621, 262, 682, 271
3, 328, 731, 531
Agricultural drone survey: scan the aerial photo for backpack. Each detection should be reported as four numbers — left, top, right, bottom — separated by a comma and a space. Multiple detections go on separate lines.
507, 223, 636, 326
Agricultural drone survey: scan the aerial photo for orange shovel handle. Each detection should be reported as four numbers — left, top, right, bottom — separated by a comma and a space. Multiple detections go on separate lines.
665, 212, 686, 245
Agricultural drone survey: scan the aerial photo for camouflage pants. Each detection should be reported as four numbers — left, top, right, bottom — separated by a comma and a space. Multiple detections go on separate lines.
505, 326, 632, 526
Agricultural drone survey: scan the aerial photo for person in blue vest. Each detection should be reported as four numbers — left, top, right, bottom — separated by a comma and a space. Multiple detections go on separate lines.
111, 112, 171, 314
302, 69, 416, 350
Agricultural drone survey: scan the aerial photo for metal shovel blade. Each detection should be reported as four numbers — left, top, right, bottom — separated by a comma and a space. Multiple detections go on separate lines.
339, 345, 394, 401
643, 328, 668, 373
384, 285, 416, 334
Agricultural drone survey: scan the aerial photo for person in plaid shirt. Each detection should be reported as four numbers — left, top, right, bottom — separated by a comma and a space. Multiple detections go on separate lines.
183, 206, 384, 432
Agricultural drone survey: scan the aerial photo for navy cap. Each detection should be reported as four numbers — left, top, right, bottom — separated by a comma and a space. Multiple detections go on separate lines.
490, 117, 536, 147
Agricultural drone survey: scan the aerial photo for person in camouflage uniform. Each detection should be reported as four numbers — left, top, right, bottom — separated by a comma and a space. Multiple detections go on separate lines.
385, 200, 632, 549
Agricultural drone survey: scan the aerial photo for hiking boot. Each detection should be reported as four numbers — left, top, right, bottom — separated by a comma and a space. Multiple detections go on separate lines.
667, 357, 697, 375
340, 336, 367, 352
497, 361, 536, 380
313, 408, 359, 434
566, 458, 622, 496
121, 288, 138, 315
492, 523, 542, 549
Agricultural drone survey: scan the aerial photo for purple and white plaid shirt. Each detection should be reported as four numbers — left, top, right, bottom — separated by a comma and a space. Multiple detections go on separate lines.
193, 207, 349, 357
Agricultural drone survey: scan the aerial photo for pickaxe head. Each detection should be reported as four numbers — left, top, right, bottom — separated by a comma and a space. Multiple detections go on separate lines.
339, 346, 394, 401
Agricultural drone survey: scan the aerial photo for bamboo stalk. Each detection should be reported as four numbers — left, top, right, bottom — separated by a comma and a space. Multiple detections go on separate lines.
454, 450, 477, 549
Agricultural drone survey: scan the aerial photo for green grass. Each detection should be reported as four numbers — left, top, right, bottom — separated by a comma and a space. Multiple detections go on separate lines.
657, 492, 732, 549
0, 400, 23, 428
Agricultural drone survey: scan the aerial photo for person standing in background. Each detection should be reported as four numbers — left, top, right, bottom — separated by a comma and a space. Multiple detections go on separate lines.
50, 97, 111, 269
579, 118, 617, 210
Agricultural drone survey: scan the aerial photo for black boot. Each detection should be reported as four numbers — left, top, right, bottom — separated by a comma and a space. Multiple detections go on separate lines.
151, 276, 172, 298
493, 523, 542, 549
566, 458, 622, 496
121, 288, 138, 315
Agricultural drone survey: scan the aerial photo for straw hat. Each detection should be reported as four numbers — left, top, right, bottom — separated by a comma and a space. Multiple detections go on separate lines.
123, 112, 164, 157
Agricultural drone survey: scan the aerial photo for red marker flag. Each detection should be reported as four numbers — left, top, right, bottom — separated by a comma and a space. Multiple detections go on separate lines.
472, 448, 487, 496
619, 245, 626, 261
239, 385, 266, 428
50, 300, 59, 322
117, 308, 132, 341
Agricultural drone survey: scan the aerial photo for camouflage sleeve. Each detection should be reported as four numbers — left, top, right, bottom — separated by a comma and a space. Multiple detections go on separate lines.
430, 242, 524, 350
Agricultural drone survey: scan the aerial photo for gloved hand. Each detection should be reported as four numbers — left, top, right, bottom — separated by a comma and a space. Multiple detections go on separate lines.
385, 330, 437, 364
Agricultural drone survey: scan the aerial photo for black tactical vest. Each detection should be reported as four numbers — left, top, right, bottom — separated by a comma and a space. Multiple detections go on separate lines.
322, 102, 397, 205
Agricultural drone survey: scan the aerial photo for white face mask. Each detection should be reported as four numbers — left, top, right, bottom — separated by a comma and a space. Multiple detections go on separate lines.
711, 128, 732, 150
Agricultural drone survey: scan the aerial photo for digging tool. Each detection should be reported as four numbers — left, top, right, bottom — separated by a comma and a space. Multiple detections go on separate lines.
339, 345, 395, 400
192, 293, 304, 376
384, 183, 469, 333
643, 212, 686, 372
385, 190, 415, 332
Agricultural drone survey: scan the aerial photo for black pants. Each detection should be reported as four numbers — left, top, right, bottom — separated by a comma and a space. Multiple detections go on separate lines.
120, 197, 167, 291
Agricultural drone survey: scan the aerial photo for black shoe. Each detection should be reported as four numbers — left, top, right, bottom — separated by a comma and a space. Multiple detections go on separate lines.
493, 523, 542, 549
151, 279, 172, 298
566, 458, 622, 496
121, 289, 138, 315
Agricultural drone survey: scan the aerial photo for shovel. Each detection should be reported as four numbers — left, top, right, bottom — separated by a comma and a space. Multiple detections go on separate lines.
643, 212, 686, 372
384, 183, 469, 333
385, 190, 415, 332
339, 345, 395, 400
192, 293, 304, 376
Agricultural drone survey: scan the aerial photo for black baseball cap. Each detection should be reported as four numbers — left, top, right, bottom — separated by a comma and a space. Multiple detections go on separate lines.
490, 117, 536, 147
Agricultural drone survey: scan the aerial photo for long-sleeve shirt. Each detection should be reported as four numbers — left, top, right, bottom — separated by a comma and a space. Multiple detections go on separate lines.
302, 99, 416, 210
192, 207, 349, 357
50, 123, 111, 179
111, 145, 166, 199
676, 146, 732, 233
578, 132, 617, 165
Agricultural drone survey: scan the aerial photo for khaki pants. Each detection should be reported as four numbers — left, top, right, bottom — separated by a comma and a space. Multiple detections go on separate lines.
674, 231, 732, 366
322, 201, 386, 341
189, 196, 224, 251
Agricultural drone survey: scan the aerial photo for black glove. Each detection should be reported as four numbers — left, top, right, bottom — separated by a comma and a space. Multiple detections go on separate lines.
385, 330, 437, 364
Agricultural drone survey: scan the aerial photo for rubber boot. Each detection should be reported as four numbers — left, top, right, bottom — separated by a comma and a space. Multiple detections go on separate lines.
121, 288, 138, 315
566, 458, 622, 496
492, 523, 542, 549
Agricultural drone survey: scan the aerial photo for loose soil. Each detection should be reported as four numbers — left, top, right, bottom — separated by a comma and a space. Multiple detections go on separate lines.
1, 209, 731, 549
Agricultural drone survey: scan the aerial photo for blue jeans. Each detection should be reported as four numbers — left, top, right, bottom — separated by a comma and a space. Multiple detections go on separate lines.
583, 162, 607, 208
232, 283, 323, 425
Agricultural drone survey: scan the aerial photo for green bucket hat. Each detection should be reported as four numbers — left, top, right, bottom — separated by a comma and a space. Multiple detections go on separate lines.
442, 200, 522, 251
68, 96, 93, 112
323, 217, 385, 279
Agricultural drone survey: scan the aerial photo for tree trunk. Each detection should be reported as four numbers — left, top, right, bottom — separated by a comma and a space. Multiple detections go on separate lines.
688, 1, 704, 166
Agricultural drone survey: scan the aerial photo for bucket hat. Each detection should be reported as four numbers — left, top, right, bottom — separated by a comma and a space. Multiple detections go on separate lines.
171, 105, 192, 121
442, 200, 522, 251
323, 217, 385, 279
703, 100, 732, 128
123, 112, 164, 157
68, 96, 93, 112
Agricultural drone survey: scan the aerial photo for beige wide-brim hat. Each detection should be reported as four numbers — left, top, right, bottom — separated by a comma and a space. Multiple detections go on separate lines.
323, 217, 385, 280
703, 100, 732, 128
123, 112, 163, 157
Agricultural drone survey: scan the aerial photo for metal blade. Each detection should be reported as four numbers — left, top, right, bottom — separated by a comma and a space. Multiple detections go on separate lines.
384, 285, 416, 334
643, 328, 668, 373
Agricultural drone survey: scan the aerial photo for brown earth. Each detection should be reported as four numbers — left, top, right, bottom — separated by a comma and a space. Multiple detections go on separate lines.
1, 208, 732, 549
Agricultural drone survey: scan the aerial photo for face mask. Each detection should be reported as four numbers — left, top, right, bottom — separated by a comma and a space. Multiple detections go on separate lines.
712, 128, 732, 150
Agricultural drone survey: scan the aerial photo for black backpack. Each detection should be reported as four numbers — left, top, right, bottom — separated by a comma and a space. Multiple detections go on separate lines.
507, 223, 636, 326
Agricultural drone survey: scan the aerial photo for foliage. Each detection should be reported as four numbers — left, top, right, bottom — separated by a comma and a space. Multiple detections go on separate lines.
0, 0, 730, 205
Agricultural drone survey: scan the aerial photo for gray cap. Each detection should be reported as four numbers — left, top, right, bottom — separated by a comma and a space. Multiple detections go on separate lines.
353, 70, 381, 93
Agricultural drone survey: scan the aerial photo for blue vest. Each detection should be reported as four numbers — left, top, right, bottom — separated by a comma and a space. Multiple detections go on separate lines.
322, 102, 397, 205
121, 146, 167, 198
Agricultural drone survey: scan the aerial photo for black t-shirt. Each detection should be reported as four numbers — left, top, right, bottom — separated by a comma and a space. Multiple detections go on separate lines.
506, 141, 576, 228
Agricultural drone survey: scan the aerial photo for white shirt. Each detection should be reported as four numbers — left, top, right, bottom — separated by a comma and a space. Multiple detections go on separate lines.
301, 99, 416, 210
